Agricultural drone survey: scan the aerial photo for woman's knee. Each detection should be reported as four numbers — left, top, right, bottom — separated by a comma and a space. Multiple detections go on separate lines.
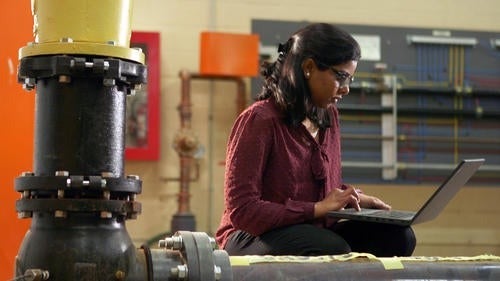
377, 225, 416, 257
298, 229, 351, 255
262, 224, 351, 255
398, 226, 416, 256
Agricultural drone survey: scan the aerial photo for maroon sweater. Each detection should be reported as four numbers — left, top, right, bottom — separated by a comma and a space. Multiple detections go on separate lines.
215, 98, 342, 249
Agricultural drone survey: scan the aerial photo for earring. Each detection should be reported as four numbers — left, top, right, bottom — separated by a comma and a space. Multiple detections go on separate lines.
305, 72, 310, 78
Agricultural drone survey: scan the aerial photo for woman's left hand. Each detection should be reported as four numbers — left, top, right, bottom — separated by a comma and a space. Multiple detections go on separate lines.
358, 193, 391, 210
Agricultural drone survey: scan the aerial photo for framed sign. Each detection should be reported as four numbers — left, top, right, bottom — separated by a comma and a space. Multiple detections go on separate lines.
125, 31, 160, 160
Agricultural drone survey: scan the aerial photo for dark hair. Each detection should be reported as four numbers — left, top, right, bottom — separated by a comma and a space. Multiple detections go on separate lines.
258, 23, 361, 128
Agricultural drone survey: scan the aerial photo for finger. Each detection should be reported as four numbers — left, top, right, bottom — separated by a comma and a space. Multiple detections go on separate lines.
348, 186, 361, 202
353, 189, 360, 202
373, 198, 391, 210
349, 195, 361, 211
381, 202, 391, 210
343, 185, 358, 198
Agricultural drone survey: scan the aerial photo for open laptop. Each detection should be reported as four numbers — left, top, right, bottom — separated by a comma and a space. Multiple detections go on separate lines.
327, 159, 484, 226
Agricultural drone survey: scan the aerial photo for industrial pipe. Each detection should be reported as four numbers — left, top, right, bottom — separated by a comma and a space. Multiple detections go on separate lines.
14, 1, 231, 280
167, 70, 246, 233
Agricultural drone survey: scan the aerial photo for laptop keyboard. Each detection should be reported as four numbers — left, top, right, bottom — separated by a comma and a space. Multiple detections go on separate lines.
358, 208, 415, 219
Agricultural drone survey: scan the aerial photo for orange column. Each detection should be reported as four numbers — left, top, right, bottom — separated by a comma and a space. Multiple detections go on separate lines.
0, 1, 33, 279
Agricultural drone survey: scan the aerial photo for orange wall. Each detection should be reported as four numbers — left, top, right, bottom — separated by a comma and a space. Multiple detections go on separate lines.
0, 1, 33, 279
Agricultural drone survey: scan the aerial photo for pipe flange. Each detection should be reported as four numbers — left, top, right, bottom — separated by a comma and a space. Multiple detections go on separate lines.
191, 232, 217, 281
15, 174, 142, 194
168, 231, 233, 281
18, 55, 146, 94
213, 250, 233, 281
15, 198, 141, 219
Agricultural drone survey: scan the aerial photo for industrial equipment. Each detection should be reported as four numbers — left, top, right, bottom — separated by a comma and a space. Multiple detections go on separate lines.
14, 1, 231, 280
11, 2, 500, 280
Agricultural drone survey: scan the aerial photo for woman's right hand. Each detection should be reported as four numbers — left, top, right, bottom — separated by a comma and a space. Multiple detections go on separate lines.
313, 185, 360, 218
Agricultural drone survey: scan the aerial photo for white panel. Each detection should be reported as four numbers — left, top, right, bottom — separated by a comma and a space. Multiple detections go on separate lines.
352, 34, 381, 61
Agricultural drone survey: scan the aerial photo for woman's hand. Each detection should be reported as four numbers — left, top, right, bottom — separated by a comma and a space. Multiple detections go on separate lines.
314, 185, 360, 218
358, 193, 391, 210
314, 185, 392, 218
342, 184, 392, 210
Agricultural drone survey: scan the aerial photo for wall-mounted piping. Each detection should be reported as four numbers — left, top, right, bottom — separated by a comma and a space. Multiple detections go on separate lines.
407, 35, 477, 46
168, 70, 246, 233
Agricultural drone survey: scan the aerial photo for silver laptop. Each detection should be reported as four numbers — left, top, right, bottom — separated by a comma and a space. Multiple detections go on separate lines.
327, 159, 484, 226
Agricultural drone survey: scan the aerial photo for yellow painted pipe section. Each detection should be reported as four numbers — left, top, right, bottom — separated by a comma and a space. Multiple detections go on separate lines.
33, 0, 132, 46
19, 0, 144, 63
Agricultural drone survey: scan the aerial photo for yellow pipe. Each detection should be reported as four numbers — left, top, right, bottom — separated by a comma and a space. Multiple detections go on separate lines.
456, 46, 467, 162
448, 46, 454, 85
454, 46, 458, 88
402, 80, 449, 87
33, 0, 132, 46
459, 46, 465, 89
452, 46, 460, 163
456, 46, 459, 87
459, 46, 465, 108
453, 95, 458, 163
453, 116, 459, 162
19, 0, 144, 63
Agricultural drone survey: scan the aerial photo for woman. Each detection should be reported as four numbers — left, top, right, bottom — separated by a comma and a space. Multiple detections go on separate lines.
216, 23, 416, 257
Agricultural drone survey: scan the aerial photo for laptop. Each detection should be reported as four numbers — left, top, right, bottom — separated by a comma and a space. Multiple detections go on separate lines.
327, 158, 485, 226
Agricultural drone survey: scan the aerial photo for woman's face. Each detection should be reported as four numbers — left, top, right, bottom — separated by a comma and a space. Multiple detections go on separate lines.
305, 60, 358, 108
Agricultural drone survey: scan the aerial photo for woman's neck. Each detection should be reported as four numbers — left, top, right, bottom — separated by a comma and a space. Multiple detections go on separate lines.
302, 117, 319, 139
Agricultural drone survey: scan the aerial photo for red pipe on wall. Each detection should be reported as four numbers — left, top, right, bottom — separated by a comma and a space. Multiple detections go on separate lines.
168, 70, 246, 232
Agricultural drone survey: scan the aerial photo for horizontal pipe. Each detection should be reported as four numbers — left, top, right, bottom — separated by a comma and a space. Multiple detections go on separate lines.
342, 161, 500, 172
352, 74, 500, 96
338, 105, 500, 119
342, 134, 500, 144
342, 161, 392, 169
407, 35, 478, 46
343, 134, 392, 141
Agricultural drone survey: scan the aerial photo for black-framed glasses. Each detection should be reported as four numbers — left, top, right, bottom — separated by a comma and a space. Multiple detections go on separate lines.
330, 67, 354, 88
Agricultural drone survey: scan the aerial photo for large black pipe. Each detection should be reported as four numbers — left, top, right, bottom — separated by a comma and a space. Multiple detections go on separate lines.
14, 1, 232, 278
34, 74, 125, 177
15, 54, 148, 280
16, 213, 144, 280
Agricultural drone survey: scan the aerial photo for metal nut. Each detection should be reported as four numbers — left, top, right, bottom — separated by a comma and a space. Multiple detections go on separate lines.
159, 235, 183, 250
170, 265, 188, 280
55, 171, 69, 177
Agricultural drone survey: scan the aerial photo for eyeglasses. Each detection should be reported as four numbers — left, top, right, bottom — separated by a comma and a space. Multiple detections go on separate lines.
330, 67, 354, 88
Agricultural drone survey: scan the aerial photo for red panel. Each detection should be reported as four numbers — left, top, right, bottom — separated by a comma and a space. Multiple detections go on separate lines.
200, 31, 260, 77
125, 31, 161, 161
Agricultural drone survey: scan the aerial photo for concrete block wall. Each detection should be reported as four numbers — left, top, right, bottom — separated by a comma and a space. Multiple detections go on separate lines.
126, 0, 500, 256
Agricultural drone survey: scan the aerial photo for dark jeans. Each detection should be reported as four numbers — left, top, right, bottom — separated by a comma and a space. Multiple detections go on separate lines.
224, 221, 416, 257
